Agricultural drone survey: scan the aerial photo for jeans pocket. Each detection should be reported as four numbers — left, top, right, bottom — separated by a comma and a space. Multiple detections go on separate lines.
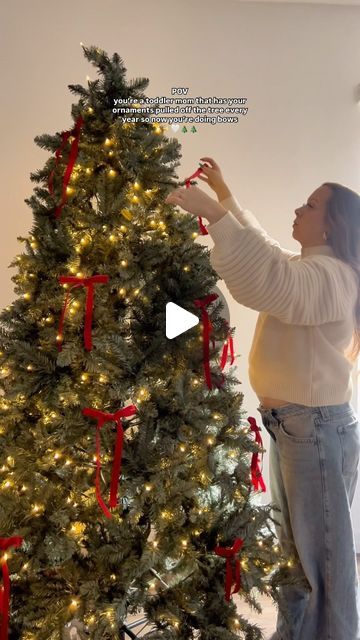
337, 419, 360, 476
278, 411, 317, 444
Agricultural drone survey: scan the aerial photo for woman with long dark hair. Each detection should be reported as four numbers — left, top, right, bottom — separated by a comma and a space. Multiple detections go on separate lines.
165, 159, 360, 640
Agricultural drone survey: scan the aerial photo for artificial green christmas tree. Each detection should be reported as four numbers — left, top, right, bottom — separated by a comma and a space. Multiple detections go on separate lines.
0, 44, 307, 640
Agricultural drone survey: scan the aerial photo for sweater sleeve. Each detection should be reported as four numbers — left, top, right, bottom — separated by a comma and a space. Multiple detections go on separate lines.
219, 194, 300, 261
207, 210, 358, 326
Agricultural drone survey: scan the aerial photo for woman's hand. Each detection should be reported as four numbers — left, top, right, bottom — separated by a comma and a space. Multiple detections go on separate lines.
198, 157, 225, 192
198, 157, 231, 201
165, 184, 227, 224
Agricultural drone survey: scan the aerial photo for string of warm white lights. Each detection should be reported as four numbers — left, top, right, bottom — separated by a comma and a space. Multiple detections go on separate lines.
0, 101, 294, 634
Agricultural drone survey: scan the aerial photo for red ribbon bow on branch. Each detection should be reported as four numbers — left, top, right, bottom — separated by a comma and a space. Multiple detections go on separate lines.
220, 321, 235, 370
57, 274, 109, 351
82, 405, 138, 519
193, 293, 218, 389
214, 537, 244, 602
184, 167, 208, 235
0, 536, 23, 640
247, 416, 266, 492
48, 115, 84, 219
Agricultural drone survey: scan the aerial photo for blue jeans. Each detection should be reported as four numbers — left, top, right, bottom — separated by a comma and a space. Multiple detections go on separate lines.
257, 401, 360, 640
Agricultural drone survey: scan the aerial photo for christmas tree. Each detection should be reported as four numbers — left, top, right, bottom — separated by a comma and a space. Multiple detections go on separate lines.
0, 44, 307, 640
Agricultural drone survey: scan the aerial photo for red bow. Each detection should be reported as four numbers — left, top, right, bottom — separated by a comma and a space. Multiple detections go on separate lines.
216, 320, 236, 389
82, 405, 138, 518
214, 537, 244, 601
0, 537, 23, 640
57, 275, 109, 351
48, 115, 84, 219
193, 293, 218, 389
184, 167, 208, 235
248, 416, 266, 492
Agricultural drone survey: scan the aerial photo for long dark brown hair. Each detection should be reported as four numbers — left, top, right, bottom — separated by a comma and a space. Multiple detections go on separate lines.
322, 182, 360, 364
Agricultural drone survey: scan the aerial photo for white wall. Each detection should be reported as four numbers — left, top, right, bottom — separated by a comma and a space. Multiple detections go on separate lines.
1, 0, 360, 544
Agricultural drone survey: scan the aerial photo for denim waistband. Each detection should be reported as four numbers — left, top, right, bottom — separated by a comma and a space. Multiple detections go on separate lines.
257, 401, 356, 422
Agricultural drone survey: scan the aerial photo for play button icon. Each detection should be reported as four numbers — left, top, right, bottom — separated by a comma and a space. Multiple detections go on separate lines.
166, 302, 199, 339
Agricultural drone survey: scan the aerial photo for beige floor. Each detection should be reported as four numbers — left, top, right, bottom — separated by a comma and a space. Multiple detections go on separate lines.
124, 555, 360, 639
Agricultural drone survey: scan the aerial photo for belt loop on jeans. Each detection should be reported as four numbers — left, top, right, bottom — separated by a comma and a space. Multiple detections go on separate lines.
317, 405, 330, 421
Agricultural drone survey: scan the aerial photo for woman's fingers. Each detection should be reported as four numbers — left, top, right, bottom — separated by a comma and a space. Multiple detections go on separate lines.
166, 187, 184, 198
165, 193, 178, 204
166, 187, 187, 205
198, 173, 209, 183
199, 157, 220, 170
199, 163, 215, 180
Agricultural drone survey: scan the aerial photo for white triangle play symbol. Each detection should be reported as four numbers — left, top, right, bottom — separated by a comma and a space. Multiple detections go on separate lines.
166, 302, 199, 339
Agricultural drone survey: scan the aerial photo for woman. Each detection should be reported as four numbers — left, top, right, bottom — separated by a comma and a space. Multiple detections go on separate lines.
165, 159, 360, 640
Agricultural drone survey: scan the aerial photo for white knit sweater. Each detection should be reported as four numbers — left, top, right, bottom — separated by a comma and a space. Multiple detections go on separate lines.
207, 195, 359, 406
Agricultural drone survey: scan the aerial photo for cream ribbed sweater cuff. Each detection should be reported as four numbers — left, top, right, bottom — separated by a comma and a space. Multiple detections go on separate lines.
207, 210, 247, 244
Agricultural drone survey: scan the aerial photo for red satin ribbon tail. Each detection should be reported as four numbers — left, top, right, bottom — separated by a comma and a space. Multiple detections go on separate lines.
193, 294, 219, 391
198, 216, 208, 235
251, 454, 266, 492
95, 481, 112, 519
220, 333, 235, 370
0, 561, 10, 640
220, 341, 228, 370
54, 115, 84, 219
95, 428, 112, 519
57, 275, 109, 352
258, 475, 266, 492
